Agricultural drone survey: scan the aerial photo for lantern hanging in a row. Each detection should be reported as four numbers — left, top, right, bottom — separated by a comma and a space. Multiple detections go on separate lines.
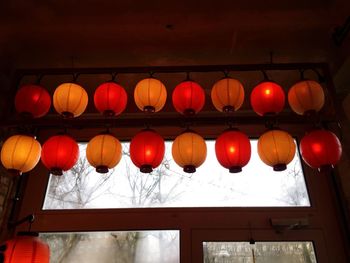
86, 134, 122, 173
15, 84, 51, 118
53, 82, 88, 118
215, 130, 251, 173
41, 134, 79, 176
172, 80, 205, 115
250, 81, 285, 116
257, 129, 296, 171
130, 129, 165, 173
134, 78, 167, 113
0, 232, 50, 263
300, 129, 342, 171
94, 81, 128, 117
0, 135, 41, 175
211, 77, 245, 113
288, 80, 325, 116
172, 131, 207, 173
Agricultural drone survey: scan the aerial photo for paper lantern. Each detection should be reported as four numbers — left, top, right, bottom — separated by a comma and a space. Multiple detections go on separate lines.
300, 129, 342, 170
41, 135, 79, 176
130, 130, 165, 173
250, 81, 285, 116
1, 232, 49, 262
257, 129, 296, 171
94, 82, 128, 116
211, 78, 245, 112
215, 130, 251, 172
1, 135, 41, 175
1, 232, 50, 263
134, 78, 167, 112
15, 84, 51, 118
172, 131, 207, 173
53, 83, 88, 118
86, 134, 122, 173
288, 80, 325, 115
172, 81, 205, 115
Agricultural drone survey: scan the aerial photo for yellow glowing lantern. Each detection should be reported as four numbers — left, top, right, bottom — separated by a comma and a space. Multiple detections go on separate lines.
86, 134, 122, 173
288, 80, 325, 115
134, 78, 167, 112
1, 135, 41, 175
53, 82, 88, 118
211, 77, 245, 112
257, 129, 296, 171
172, 131, 207, 173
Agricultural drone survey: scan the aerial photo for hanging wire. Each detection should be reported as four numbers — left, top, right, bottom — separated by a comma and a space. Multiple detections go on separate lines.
185, 71, 191, 81
261, 70, 269, 80
72, 73, 80, 82
35, 74, 44, 84
222, 70, 230, 78
111, 72, 118, 82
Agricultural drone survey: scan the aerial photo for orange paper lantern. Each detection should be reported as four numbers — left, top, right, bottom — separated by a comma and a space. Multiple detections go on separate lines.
288, 80, 325, 115
86, 134, 122, 173
257, 129, 296, 171
1, 135, 41, 175
134, 78, 167, 112
211, 78, 245, 112
172, 131, 207, 173
53, 83, 88, 118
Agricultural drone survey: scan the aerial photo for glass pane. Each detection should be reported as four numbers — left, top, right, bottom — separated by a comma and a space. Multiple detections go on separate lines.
43, 140, 310, 209
203, 241, 317, 263
40, 230, 179, 263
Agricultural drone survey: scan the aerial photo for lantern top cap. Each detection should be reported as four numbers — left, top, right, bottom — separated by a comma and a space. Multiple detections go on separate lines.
17, 231, 39, 237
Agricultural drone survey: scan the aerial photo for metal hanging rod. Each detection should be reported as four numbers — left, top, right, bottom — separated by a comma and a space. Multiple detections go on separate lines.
16, 62, 327, 77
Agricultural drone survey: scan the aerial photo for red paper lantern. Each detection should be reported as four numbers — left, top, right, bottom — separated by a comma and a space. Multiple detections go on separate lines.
1, 232, 50, 263
250, 81, 285, 116
300, 130, 342, 170
41, 135, 79, 176
215, 130, 251, 173
130, 130, 165, 173
15, 84, 51, 118
172, 80, 205, 115
94, 82, 128, 116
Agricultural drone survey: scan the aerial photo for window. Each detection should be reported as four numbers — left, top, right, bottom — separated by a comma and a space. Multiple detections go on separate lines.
43, 140, 309, 209
40, 230, 179, 263
203, 241, 317, 263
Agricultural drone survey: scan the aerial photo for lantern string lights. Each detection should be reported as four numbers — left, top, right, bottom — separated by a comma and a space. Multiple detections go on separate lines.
0, 64, 344, 176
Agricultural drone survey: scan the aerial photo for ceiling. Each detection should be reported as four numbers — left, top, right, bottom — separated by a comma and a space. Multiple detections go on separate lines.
0, 0, 349, 118
0, 0, 349, 70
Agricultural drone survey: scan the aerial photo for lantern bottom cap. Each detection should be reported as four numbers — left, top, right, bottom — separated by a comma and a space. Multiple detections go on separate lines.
96, 165, 109, 174
273, 163, 287, 171
7, 169, 22, 176
229, 166, 242, 173
184, 165, 196, 173
140, 165, 153, 173
318, 164, 333, 173
183, 109, 196, 116
223, 105, 235, 113
61, 111, 74, 118
143, 106, 155, 113
19, 111, 35, 119
50, 168, 63, 176
102, 110, 116, 117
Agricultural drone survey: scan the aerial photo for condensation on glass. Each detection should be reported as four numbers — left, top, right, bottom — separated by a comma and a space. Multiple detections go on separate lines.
40, 230, 179, 263
203, 241, 317, 263
43, 140, 310, 209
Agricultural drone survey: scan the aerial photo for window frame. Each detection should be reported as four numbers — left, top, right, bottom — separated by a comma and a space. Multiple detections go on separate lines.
16, 125, 348, 262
